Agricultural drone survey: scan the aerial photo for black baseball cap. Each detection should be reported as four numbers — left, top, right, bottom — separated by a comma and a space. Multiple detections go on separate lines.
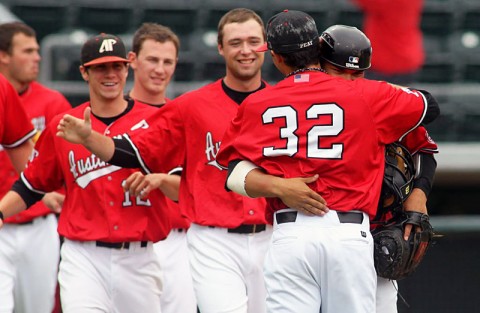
81, 33, 130, 67
257, 10, 319, 53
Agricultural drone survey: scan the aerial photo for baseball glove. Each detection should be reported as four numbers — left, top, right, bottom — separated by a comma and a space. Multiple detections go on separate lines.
372, 211, 435, 280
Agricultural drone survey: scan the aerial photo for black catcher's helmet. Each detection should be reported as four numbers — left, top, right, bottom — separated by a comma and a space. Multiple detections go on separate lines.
378, 142, 416, 216
319, 25, 372, 70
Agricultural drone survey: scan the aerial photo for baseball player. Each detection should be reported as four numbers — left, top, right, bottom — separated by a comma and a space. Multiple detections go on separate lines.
0, 22, 71, 313
57, 8, 272, 313
0, 33, 171, 313
226, 24, 440, 313
319, 24, 439, 313
215, 10, 438, 313
123, 22, 197, 313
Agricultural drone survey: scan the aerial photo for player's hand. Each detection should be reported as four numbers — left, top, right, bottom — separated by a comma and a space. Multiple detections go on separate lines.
123, 172, 165, 199
276, 175, 328, 216
57, 107, 92, 144
42, 191, 64, 214
402, 188, 428, 240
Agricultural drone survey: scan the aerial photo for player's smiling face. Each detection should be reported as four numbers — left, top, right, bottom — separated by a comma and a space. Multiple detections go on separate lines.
81, 62, 129, 101
130, 39, 177, 98
218, 19, 265, 82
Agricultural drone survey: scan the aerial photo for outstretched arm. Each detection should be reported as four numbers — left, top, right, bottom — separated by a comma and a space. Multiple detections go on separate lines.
227, 160, 329, 216
57, 107, 115, 162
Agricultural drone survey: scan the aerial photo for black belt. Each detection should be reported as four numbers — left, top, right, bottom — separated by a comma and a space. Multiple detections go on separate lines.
96, 241, 148, 250
276, 211, 364, 225
227, 224, 267, 234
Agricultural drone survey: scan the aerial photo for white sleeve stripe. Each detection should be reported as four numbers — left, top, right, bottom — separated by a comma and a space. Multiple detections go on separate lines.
20, 172, 47, 195
2, 129, 36, 148
122, 133, 152, 174
168, 167, 183, 175
398, 91, 428, 142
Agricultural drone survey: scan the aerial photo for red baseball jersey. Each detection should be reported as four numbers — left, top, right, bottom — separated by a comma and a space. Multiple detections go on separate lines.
21, 101, 171, 242
217, 72, 428, 219
126, 79, 268, 228
400, 125, 438, 155
0, 74, 35, 148
2, 81, 71, 224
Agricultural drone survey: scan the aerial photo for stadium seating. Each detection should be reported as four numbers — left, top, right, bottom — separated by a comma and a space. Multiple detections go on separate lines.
8, 1, 69, 42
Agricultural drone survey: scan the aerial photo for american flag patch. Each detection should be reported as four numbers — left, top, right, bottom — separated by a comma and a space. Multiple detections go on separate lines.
294, 74, 310, 83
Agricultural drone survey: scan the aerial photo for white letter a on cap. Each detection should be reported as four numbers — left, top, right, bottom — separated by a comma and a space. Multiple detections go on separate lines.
99, 39, 116, 53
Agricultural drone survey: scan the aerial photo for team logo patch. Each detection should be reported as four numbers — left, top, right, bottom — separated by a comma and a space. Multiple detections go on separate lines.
99, 39, 117, 53
205, 132, 224, 170
349, 56, 359, 63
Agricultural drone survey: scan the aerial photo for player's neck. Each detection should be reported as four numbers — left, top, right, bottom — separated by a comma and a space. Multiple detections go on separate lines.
90, 96, 128, 117
0, 72, 28, 94
129, 87, 166, 106
223, 73, 262, 93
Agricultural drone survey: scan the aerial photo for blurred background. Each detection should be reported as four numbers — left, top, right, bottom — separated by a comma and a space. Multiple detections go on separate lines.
0, 0, 478, 311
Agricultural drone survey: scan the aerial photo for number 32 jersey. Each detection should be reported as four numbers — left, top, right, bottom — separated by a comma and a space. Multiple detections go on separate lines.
217, 72, 428, 218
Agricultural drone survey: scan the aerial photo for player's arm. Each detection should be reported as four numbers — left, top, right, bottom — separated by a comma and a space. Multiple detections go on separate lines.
403, 152, 437, 239
227, 160, 328, 216
416, 89, 440, 124
386, 85, 440, 125
41, 191, 65, 214
57, 107, 140, 167
123, 171, 180, 201
0, 190, 28, 228
4, 139, 34, 173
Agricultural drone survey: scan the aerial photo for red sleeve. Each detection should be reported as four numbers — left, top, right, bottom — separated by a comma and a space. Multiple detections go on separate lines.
128, 100, 186, 174
400, 126, 438, 155
0, 76, 35, 147
359, 80, 428, 144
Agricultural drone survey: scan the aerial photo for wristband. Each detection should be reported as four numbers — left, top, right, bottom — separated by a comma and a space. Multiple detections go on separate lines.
226, 160, 260, 197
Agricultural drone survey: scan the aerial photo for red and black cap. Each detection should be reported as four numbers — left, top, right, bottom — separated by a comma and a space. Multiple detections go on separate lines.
81, 33, 130, 67
257, 10, 319, 53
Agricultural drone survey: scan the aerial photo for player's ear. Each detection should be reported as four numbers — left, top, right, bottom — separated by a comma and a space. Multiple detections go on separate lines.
271, 51, 283, 64
218, 43, 224, 57
0, 50, 9, 65
127, 51, 137, 70
79, 65, 89, 82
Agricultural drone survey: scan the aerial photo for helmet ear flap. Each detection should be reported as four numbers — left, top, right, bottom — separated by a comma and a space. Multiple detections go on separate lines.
378, 143, 415, 216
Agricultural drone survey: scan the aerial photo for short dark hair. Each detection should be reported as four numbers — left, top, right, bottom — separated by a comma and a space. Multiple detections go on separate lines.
132, 23, 180, 57
0, 22, 36, 54
217, 8, 265, 46
279, 42, 320, 70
